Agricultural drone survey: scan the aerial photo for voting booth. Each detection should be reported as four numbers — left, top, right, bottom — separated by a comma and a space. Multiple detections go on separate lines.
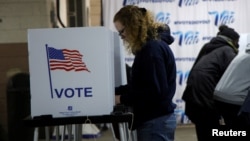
28, 27, 117, 118
239, 33, 250, 54
27, 27, 134, 141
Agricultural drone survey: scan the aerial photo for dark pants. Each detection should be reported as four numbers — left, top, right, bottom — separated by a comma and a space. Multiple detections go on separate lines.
185, 103, 221, 141
193, 112, 221, 141
215, 100, 246, 128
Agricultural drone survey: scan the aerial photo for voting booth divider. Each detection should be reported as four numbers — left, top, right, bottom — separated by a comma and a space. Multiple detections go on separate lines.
26, 27, 135, 141
239, 33, 250, 54
28, 27, 116, 118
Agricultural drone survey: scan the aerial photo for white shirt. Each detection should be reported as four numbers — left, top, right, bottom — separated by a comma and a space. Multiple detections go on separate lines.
214, 51, 250, 105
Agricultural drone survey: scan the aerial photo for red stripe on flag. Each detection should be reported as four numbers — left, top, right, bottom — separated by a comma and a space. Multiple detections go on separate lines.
48, 48, 90, 72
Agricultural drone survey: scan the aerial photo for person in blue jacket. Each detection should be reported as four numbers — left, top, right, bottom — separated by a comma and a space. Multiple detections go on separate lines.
113, 5, 177, 141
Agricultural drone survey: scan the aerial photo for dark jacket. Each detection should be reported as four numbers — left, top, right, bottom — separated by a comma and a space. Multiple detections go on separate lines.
182, 35, 238, 121
115, 27, 176, 129
238, 89, 250, 126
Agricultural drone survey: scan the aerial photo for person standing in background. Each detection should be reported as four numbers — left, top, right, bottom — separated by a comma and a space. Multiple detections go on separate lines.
113, 5, 177, 141
214, 45, 250, 129
182, 25, 240, 141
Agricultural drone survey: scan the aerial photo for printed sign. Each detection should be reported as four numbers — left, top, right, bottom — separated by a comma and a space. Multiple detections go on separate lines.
28, 27, 116, 118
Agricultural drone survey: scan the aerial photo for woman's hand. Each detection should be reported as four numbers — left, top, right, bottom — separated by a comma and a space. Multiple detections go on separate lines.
115, 95, 121, 104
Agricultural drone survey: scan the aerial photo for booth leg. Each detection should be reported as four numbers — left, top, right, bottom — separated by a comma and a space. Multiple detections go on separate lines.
45, 126, 50, 141
74, 124, 82, 141
109, 123, 118, 141
118, 123, 127, 141
67, 125, 73, 141
131, 130, 138, 141
33, 127, 39, 141
120, 123, 138, 141
61, 125, 66, 141
124, 123, 131, 140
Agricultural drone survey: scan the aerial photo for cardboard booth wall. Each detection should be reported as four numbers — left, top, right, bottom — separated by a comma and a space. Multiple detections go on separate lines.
28, 27, 124, 118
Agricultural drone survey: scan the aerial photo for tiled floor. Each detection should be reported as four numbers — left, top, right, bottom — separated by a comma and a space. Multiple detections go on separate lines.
174, 124, 197, 141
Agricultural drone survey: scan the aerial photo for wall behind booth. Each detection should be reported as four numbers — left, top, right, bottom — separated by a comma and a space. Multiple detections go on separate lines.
102, 0, 250, 125
0, 43, 29, 135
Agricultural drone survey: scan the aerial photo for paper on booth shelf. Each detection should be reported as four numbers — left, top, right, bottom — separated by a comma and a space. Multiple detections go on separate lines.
28, 27, 120, 118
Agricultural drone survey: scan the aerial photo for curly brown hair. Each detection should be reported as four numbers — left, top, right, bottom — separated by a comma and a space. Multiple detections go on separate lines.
113, 5, 164, 54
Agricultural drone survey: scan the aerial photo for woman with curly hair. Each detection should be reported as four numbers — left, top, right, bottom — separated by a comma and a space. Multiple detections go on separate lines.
114, 5, 177, 141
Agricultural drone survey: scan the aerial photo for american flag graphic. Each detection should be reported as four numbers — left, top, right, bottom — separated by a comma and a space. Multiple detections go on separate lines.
47, 47, 90, 72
